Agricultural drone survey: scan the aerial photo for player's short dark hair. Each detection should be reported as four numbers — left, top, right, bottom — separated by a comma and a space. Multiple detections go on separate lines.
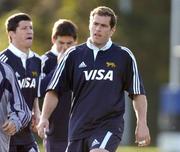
90, 6, 117, 28
5, 13, 32, 32
52, 19, 78, 40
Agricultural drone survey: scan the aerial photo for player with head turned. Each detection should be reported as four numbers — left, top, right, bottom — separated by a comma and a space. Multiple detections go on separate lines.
37, 6, 151, 152
0, 61, 31, 152
0, 13, 41, 152
40, 19, 78, 152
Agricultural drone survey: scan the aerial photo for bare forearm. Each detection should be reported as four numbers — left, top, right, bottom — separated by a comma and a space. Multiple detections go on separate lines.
41, 91, 59, 120
33, 98, 41, 115
132, 94, 151, 146
133, 95, 147, 124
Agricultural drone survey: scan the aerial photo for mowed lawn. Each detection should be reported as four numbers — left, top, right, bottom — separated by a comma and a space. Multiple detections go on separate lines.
117, 146, 159, 152
39, 143, 159, 152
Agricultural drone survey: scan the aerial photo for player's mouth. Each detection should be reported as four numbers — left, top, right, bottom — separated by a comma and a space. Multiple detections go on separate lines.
94, 33, 101, 38
26, 37, 33, 40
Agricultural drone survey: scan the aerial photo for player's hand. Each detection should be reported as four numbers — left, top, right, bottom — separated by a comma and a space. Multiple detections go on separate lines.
2, 120, 17, 136
31, 113, 37, 133
135, 122, 151, 147
37, 117, 49, 139
31, 112, 40, 133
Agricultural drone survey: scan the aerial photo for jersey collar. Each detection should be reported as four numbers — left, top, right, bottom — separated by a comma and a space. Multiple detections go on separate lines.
86, 38, 112, 60
50, 45, 59, 56
86, 38, 112, 51
8, 43, 35, 69
8, 43, 34, 59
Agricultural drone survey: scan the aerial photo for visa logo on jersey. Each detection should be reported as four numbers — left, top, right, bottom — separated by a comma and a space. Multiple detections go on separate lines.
84, 69, 113, 81
18, 77, 36, 88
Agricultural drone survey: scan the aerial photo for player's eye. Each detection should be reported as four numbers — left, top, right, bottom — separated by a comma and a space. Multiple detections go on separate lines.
67, 42, 73, 45
93, 22, 99, 26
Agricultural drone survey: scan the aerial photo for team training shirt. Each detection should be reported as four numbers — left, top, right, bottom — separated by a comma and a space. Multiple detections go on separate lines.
47, 38, 145, 140
0, 44, 41, 144
40, 47, 58, 97
0, 62, 31, 152
41, 46, 71, 141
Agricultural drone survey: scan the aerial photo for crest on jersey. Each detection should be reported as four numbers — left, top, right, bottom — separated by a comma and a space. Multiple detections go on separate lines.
32, 71, 38, 77
106, 62, 116, 68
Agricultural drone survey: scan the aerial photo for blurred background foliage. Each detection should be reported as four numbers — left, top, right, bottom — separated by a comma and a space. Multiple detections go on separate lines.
0, 0, 170, 146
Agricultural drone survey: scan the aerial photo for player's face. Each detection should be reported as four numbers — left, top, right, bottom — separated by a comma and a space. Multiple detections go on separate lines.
52, 36, 76, 53
89, 14, 115, 48
9, 21, 33, 52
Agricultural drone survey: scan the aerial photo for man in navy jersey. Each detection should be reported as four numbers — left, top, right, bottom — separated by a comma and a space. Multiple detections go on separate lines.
38, 6, 151, 152
41, 19, 77, 152
0, 61, 31, 152
0, 13, 41, 152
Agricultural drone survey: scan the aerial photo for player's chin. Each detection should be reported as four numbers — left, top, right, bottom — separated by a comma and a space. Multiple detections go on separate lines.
24, 41, 33, 48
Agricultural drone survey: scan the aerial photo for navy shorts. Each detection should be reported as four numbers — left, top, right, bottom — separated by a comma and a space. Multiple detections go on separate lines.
66, 131, 121, 152
44, 138, 68, 152
9, 141, 39, 152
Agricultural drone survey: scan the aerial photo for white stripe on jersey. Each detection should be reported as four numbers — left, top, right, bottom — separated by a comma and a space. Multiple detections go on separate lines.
48, 46, 76, 90
121, 46, 141, 94
0, 54, 8, 63
1, 62, 31, 128
10, 65, 31, 127
99, 131, 112, 149
41, 54, 49, 76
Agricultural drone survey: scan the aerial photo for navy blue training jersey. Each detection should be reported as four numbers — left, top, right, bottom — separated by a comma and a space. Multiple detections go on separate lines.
41, 51, 57, 75
0, 44, 41, 144
41, 50, 71, 141
40, 51, 58, 97
47, 39, 145, 141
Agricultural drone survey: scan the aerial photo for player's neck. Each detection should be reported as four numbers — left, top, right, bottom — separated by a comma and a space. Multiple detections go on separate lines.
12, 43, 30, 54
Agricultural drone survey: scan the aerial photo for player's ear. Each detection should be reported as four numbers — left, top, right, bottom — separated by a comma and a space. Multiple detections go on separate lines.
74, 41, 78, 45
110, 27, 116, 37
8, 31, 15, 42
88, 25, 90, 31
51, 36, 56, 44
8, 31, 14, 37
88, 22, 92, 31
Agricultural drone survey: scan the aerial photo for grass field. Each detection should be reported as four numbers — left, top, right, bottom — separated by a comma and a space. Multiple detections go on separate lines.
39, 143, 159, 152
117, 146, 159, 152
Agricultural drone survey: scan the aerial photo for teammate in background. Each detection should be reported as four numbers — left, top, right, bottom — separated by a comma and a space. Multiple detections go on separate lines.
0, 13, 41, 152
41, 19, 78, 152
37, 6, 151, 152
0, 61, 31, 152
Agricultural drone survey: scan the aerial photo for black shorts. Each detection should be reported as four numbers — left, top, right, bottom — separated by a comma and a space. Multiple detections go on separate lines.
9, 141, 39, 152
44, 138, 67, 152
66, 131, 121, 152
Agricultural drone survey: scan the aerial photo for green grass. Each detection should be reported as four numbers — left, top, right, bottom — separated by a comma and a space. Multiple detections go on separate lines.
117, 146, 159, 152
39, 143, 159, 152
